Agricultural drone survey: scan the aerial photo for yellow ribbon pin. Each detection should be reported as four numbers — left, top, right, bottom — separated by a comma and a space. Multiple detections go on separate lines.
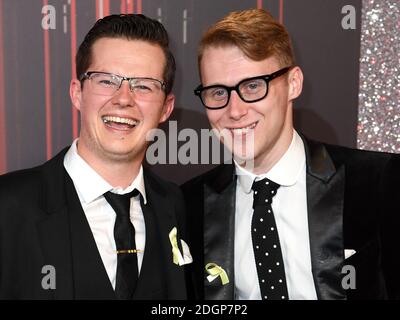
205, 263, 229, 285
169, 227, 182, 265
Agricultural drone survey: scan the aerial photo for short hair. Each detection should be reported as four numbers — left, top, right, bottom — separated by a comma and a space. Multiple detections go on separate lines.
76, 14, 176, 94
198, 9, 295, 69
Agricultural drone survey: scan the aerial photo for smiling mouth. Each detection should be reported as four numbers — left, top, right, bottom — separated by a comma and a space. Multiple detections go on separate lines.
228, 122, 258, 135
102, 116, 139, 130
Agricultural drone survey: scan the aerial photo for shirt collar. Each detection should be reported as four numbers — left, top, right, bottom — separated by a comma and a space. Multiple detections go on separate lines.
63, 139, 147, 204
235, 130, 305, 194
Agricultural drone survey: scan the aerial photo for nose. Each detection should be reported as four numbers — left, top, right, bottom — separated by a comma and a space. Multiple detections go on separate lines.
227, 90, 248, 120
111, 80, 134, 107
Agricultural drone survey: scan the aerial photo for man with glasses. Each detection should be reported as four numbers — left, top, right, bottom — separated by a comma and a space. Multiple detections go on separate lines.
0, 14, 191, 299
182, 9, 400, 300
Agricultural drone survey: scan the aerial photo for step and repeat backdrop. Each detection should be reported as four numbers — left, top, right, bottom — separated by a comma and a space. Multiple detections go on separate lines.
0, 0, 398, 184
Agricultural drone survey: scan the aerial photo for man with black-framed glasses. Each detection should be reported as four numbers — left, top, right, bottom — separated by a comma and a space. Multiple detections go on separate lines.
182, 8, 400, 300
0, 14, 191, 299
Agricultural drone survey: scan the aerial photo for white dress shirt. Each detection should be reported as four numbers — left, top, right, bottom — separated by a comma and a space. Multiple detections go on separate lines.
234, 130, 318, 300
63, 139, 147, 289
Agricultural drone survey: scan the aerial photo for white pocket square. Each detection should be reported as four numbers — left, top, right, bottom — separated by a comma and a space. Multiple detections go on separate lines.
344, 249, 356, 259
180, 239, 193, 265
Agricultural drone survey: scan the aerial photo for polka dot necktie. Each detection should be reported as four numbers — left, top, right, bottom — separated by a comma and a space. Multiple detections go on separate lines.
104, 189, 139, 300
251, 178, 289, 300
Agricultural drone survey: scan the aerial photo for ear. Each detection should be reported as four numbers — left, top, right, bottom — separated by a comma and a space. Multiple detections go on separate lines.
287, 66, 304, 101
159, 93, 175, 123
70, 79, 82, 111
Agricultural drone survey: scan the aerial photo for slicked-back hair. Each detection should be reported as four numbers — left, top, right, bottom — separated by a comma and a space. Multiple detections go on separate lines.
76, 14, 176, 94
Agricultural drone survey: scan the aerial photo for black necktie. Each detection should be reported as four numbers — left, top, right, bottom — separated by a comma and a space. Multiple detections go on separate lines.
251, 178, 289, 300
104, 189, 139, 300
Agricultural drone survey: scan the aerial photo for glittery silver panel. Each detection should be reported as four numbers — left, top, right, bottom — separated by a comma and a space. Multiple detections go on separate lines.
358, 0, 400, 153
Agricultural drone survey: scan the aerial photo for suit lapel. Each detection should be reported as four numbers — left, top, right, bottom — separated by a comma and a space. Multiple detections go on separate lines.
133, 196, 165, 299
203, 164, 236, 300
36, 206, 74, 299
65, 173, 115, 299
136, 170, 187, 299
200, 139, 346, 300
36, 148, 114, 300
303, 138, 346, 300
35, 148, 74, 299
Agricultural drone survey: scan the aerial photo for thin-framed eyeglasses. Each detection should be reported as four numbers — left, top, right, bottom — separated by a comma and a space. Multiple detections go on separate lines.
194, 66, 292, 110
79, 71, 166, 98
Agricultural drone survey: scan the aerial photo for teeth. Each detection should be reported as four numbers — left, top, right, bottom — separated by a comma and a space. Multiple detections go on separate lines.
102, 116, 138, 126
230, 122, 257, 134
232, 128, 247, 135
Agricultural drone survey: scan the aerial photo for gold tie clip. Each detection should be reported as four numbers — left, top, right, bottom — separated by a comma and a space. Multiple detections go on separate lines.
116, 249, 143, 254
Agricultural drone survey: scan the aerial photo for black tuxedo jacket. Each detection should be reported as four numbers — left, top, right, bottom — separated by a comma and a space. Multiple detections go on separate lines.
0, 147, 188, 299
182, 136, 400, 300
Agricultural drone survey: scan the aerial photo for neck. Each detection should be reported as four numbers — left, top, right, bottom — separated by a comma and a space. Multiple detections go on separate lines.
96, 161, 141, 189
76, 142, 142, 189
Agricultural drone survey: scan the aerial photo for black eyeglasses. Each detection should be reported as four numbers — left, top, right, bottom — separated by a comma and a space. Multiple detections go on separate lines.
194, 67, 292, 110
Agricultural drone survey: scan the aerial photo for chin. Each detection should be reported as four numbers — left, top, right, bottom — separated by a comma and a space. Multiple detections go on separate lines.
99, 143, 137, 160
231, 141, 255, 159
233, 152, 254, 162
104, 150, 137, 162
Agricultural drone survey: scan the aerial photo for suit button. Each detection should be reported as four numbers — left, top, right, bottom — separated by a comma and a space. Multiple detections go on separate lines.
318, 251, 330, 263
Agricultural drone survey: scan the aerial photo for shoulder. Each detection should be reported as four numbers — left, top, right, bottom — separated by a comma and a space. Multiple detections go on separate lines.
0, 166, 45, 224
305, 137, 395, 171
0, 166, 42, 199
325, 142, 392, 163
326, 144, 397, 179
0, 147, 68, 192
0, 147, 69, 213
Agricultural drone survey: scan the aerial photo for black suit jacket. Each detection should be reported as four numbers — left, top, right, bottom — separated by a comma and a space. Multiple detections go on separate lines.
182, 136, 400, 300
0, 147, 189, 299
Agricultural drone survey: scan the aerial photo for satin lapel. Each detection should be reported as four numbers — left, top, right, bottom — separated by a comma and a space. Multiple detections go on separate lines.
304, 138, 346, 300
64, 173, 115, 299
133, 197, 164, 299
140, 170, 187, 299
204, 164, 236, 300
